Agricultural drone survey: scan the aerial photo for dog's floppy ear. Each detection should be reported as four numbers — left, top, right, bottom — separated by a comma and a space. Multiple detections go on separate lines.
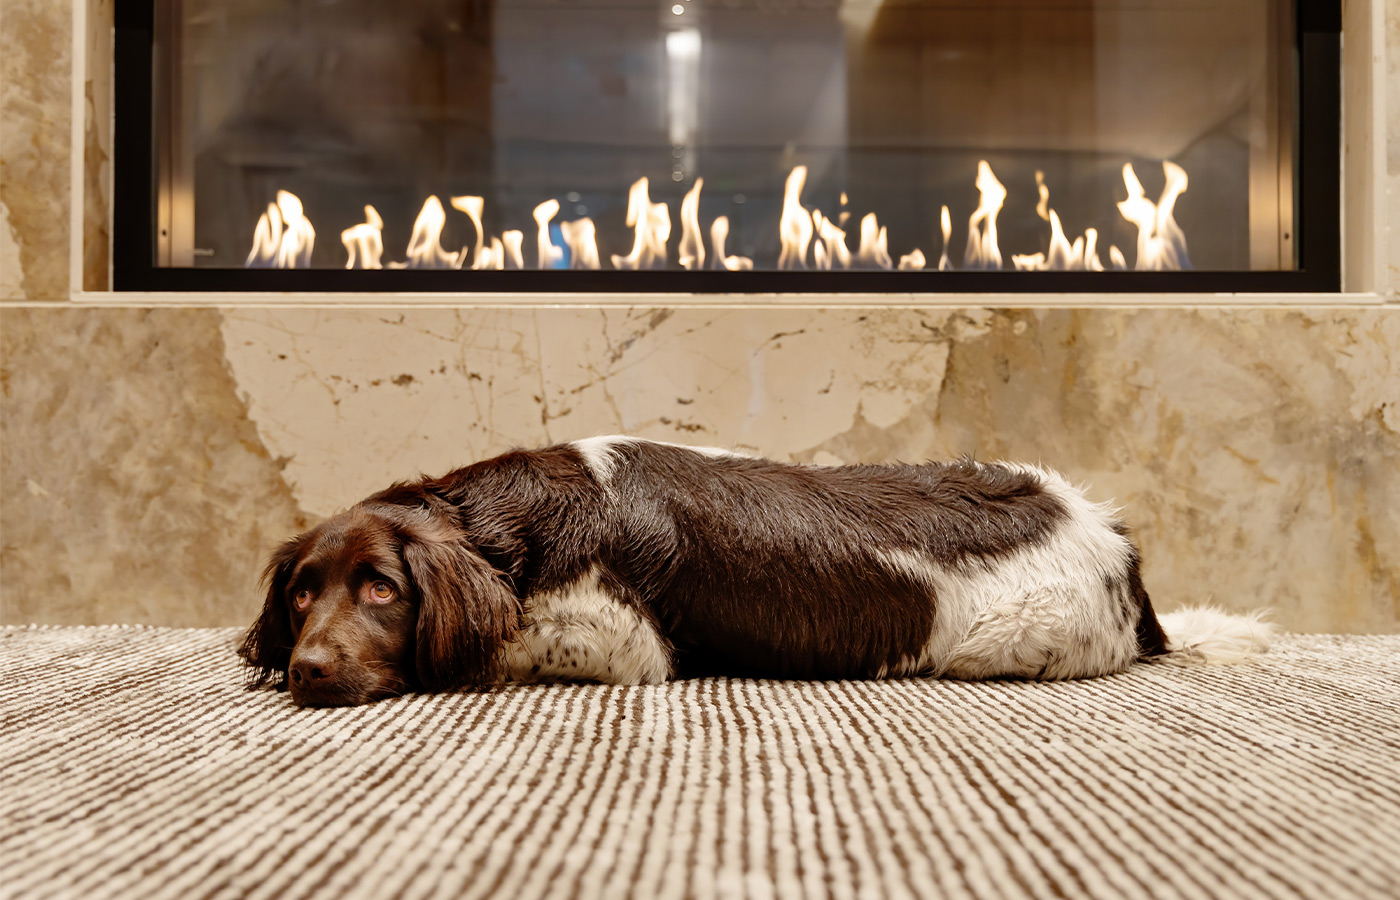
395, 511, 520, 690
238, 534, 304, 690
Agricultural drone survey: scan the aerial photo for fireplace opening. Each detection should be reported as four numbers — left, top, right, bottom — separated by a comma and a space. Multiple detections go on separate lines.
114, 0, 1339, 293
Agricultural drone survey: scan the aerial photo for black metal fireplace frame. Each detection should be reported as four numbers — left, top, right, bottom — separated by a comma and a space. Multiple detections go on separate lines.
112, 2, 1341, 294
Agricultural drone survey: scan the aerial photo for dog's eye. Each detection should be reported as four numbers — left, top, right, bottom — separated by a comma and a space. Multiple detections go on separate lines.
293, 589, 313, 610
368, 582, 396, 604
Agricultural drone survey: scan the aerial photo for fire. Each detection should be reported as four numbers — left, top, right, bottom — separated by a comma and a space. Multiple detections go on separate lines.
403, 196, 463, 269
532, 200, 565, 269
963, 161, 1006, 270
611, 177, 671, 270
811, 211, 851, 270
449, 196, 487, 268
560, 218, 602, 270
341, 205, 384, 269
677, 179, 706, 270
897, 249, 926, 270
1010, 175, 1104, 271
247, 190, 315, 268
247, 159, 1194, 275
448, 195, 522, 269
777, 165, 813, 269
1084, 229, 1105, 272
856, 213, 892, 269
503, 231, 524, 269
1118, 162, 1191, 270
937, 205, 952, 271
710, 217, 753, 270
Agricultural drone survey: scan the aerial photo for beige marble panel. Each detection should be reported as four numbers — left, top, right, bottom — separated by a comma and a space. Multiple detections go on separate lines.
219, 307, 953, 514
0, 0, 71, 301
218, 305, 1399, 634
0, 307, 308, 626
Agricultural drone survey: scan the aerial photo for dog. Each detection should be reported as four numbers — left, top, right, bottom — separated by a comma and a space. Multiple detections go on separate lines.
239, 436, 1274, 707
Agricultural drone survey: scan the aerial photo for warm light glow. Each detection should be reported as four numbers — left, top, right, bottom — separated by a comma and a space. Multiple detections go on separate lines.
812, 211, 851, 271
560, 218, 602, 270
249, 158, 1192, 275
403, 196, 462, 269
532, 199, 565, 269
1011, 176, 1104, 271
611, 177, 672, 270
677, 178, 706, 270
503, 231, 524, 269
856, 212, 892, 269
450, 196, 488, 269
341, 205, 384, 269
1084, 228, 1105, 272
1046, 210, 1084, 270
937, 205, 952, 271
777, 166, 813, 269
710, 216, 753, 270
963, 161, 1006, 270
247, 190, 315, 268
1118, 161, 1191, 270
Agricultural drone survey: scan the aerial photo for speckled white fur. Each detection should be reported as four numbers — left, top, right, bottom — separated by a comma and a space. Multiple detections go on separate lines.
878, 464, 1142, 680
501, 567, 673, 684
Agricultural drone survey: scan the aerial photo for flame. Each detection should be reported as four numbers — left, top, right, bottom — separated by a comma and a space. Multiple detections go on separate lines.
449, 196, 489, 269
560, 218, 602, 269
1084, 228, 1105, 271
963, 161, 1006, 270
856, 213, 892, 269
611, 177, 671, 270
1011, 175, 1104, 271
677, 179, 706, 270
937, 205, 952, 271
252, 158, 1193, 276
247, 190, 315, 268
1048, 210, 1085, 270
811, 211, 851, 270
777, 166, 813, 269
403, 196, 463, 269
532, 200, 565, 269
341, 205, 384, 269
1117, 162, 1191, 270
503, 231, 524, 269
710, 217, 753, 270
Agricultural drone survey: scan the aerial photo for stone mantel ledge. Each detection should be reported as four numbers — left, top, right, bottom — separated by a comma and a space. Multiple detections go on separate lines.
3, 292, 1393, 309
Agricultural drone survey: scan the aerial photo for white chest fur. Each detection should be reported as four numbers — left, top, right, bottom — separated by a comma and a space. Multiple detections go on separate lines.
500, 568, 673, 684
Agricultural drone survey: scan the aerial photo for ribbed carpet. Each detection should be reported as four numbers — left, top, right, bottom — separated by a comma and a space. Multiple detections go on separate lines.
2, 627, 1398, 900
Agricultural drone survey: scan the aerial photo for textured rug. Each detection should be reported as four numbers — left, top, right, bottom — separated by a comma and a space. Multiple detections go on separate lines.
1, 627, 1398, 900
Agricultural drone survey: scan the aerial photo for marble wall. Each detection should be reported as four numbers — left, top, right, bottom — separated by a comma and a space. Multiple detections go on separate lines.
4, 303, 1397, 632
1, 0, 1398, 632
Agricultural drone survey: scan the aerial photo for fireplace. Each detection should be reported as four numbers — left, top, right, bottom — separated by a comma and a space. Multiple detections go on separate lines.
113, 0, 1340, 293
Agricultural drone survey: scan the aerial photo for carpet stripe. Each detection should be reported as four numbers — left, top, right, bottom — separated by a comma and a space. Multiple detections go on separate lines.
3, 628, 1399, 900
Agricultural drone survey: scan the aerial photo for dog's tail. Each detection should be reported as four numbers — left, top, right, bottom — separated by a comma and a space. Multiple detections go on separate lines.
1155, 605, 1277, 664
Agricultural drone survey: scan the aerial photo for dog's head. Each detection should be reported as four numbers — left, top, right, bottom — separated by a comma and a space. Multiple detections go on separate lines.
238, 503, 520, 707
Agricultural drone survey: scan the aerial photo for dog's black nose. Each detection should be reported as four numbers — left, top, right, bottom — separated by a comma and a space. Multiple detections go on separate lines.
290, 650, 338, 688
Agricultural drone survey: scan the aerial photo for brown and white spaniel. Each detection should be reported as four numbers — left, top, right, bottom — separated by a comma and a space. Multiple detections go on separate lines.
240, 437, 1273, 707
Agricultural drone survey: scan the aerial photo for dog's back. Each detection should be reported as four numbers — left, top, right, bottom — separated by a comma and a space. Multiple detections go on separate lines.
567, 438, 1170, 681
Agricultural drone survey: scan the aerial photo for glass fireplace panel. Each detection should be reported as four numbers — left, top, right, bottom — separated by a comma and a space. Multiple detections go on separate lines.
136, 0, 1322, 285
